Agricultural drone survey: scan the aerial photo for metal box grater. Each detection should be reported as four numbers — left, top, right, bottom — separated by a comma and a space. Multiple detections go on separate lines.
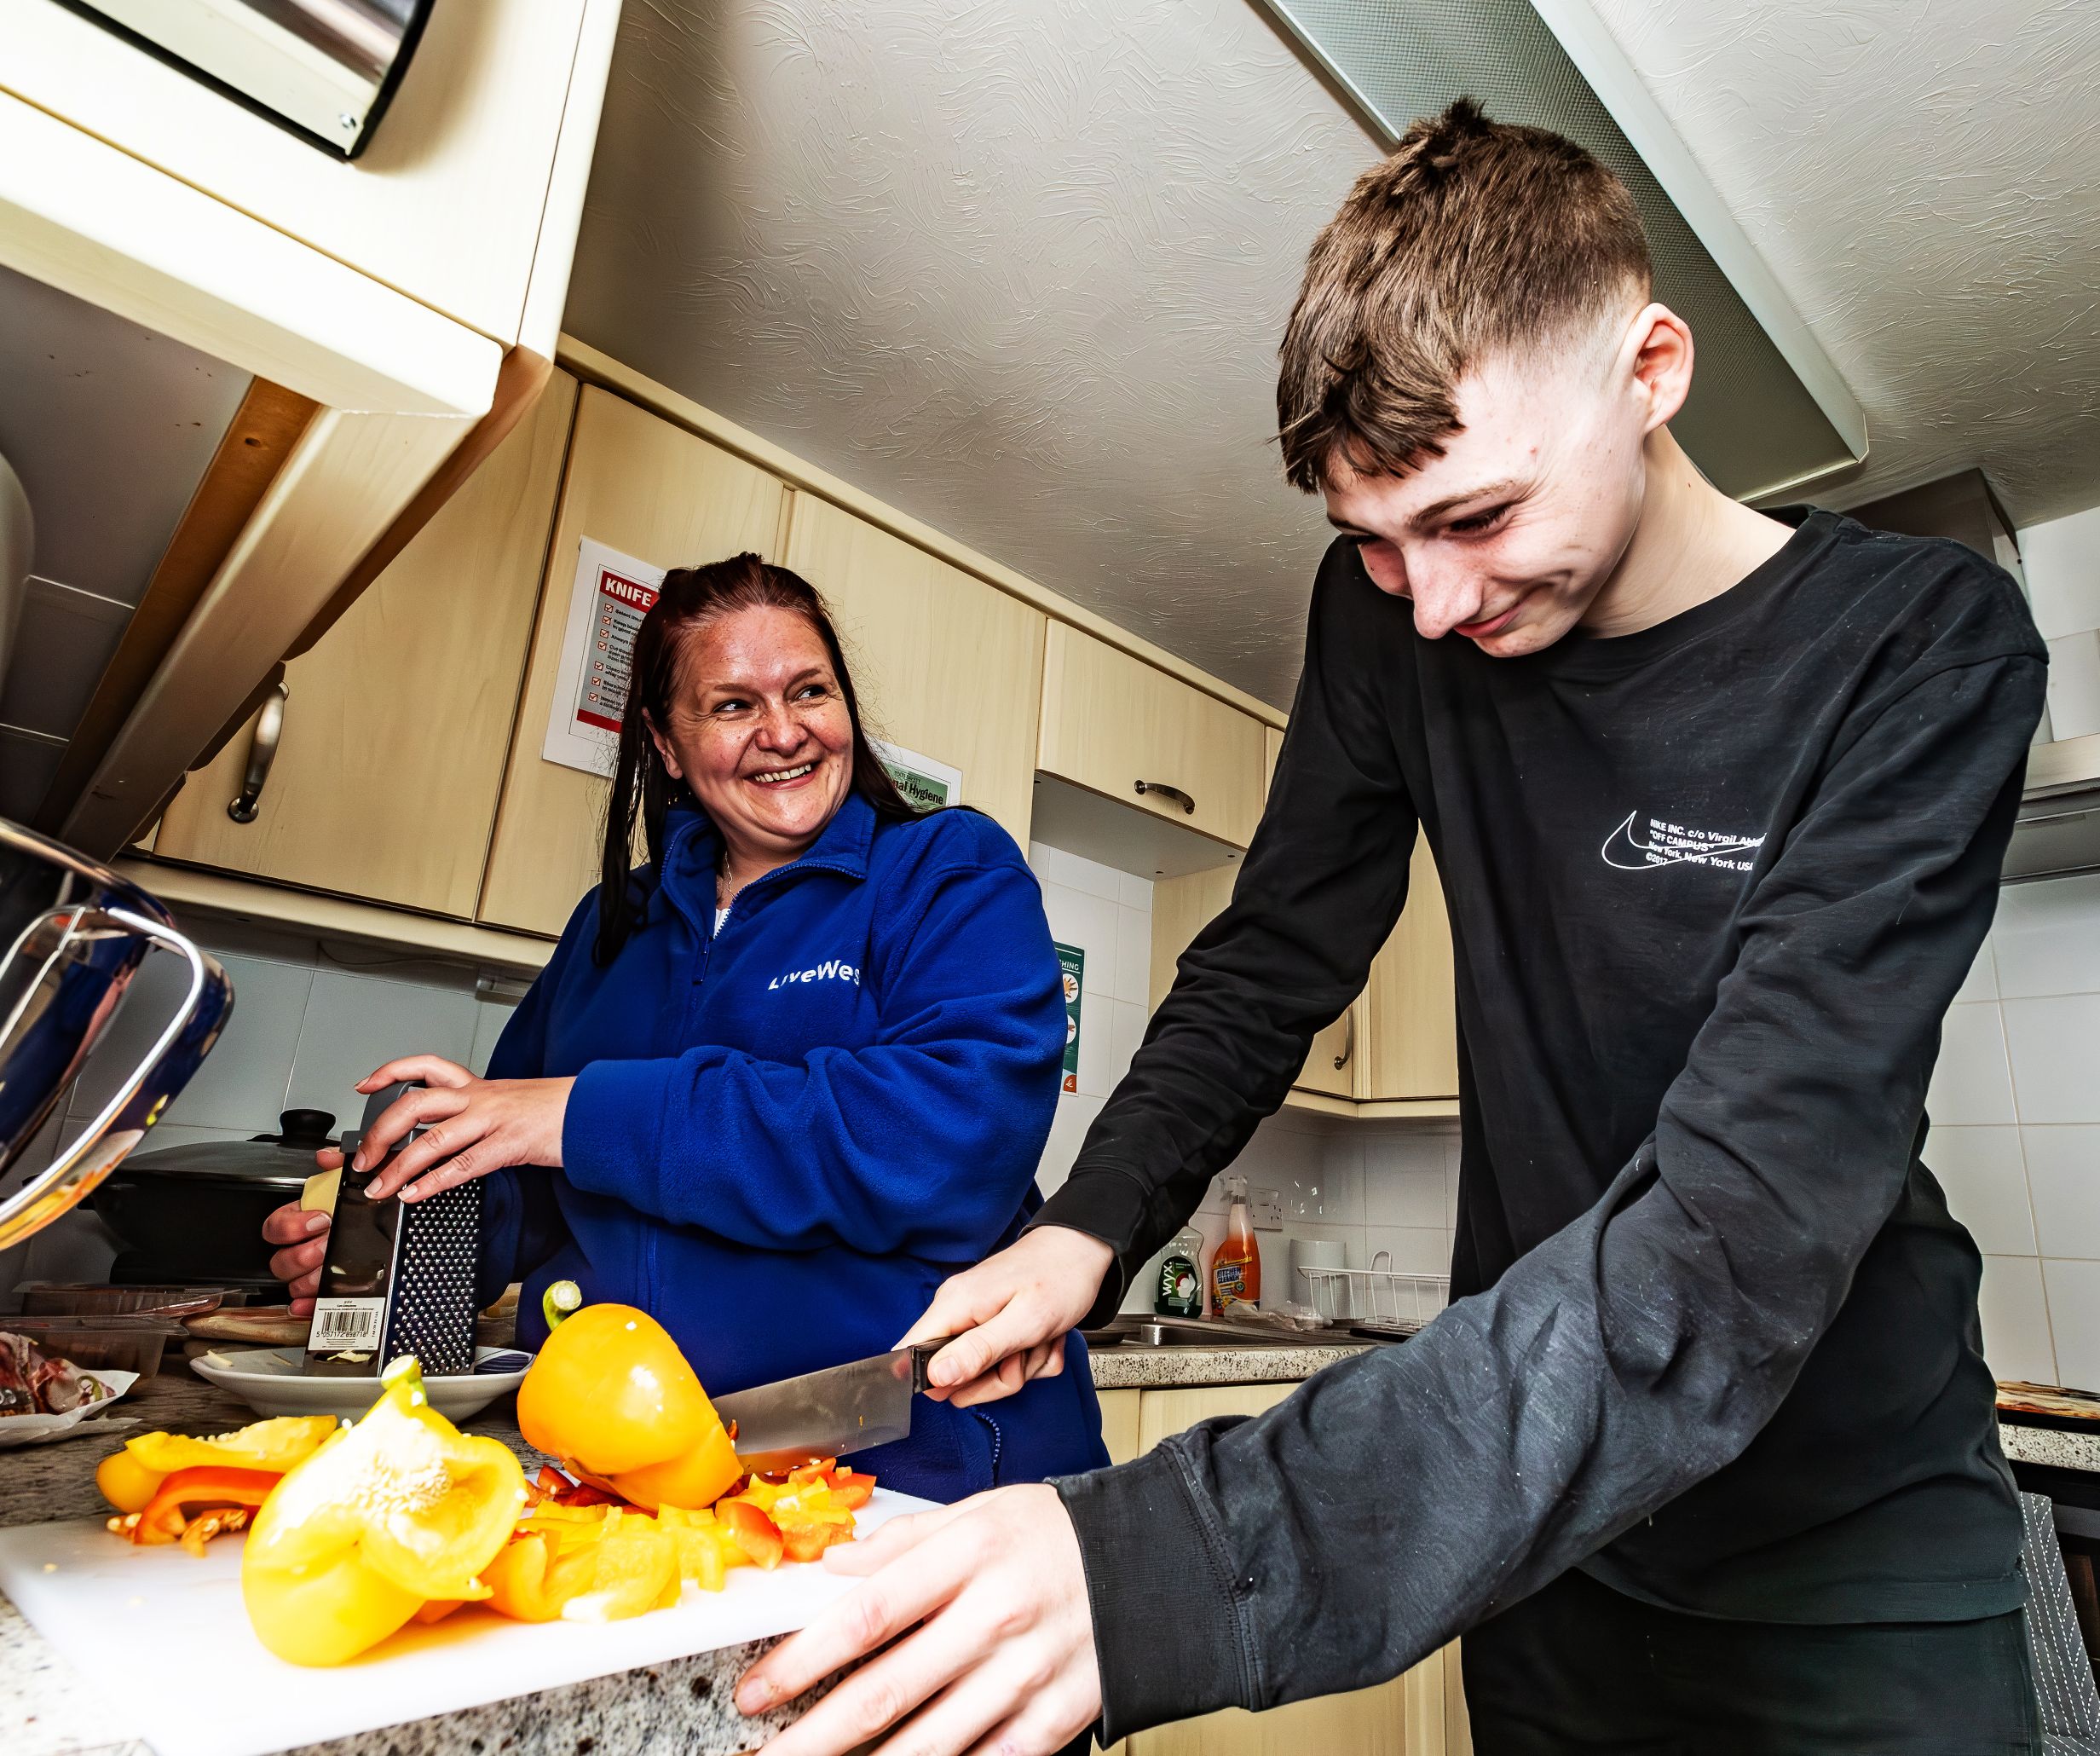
304, 1083, 482, 1378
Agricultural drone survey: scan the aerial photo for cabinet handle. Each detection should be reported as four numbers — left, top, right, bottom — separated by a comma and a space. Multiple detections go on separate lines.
227, 684, 289, 823
1333, 1009, 1355, 1071
1134, 779, 1196, 815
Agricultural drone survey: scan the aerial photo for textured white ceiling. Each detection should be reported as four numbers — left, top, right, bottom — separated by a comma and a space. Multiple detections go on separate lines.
566, 0, 1376, 708
1584, 0, 2100, 527
568, 0, 2100, 708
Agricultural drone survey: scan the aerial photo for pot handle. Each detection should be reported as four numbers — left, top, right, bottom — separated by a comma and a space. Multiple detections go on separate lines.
0, 910, 233, 1252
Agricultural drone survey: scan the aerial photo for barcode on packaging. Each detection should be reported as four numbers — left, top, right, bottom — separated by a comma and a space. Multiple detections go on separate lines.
310, 1297, 384, 1352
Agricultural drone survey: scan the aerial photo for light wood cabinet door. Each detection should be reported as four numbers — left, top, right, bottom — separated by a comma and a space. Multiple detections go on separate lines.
477, 387, 788, 937
783, 494, 1045, 846
154, 372, 578, 917
1148, 866, 1359, 1099
1360, 842, 1459, 1100
1039, 623, 1266, 851
1121, 1382, 1466, 1756
1098, 1389, 1144, 1467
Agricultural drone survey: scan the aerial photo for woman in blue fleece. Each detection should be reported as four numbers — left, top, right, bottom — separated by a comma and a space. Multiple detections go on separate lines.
263, 552, 1107, 1500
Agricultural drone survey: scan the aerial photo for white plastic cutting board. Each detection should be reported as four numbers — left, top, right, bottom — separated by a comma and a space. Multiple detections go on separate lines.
0, 1488, 935, 1756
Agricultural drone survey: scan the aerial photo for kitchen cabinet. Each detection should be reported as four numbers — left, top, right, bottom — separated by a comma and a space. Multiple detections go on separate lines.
1360, 841, 1460, 1101
1040, 622, 1267, 852
153, 372, 580, 917
477, 387, 790, 937
783, 493, 1045, 846
1115, 1381, 1469, 1756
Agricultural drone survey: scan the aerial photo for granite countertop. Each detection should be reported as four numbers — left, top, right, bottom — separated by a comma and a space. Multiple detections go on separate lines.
1, 1372, 833, 1756
1086, 1337, 1371, 1389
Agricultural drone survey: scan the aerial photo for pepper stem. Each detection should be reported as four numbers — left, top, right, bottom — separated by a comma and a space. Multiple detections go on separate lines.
382, 1355, 426, 1398
542, 1279, 583, 1332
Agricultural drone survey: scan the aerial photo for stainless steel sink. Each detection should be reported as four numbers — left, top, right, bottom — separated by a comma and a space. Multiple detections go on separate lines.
1082, 1314, 1323, 1349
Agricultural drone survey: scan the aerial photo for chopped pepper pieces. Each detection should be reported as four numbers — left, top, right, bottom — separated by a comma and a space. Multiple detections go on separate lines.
241, 1356, 526, 1666
482, 1508, 682, 1624
131, 1465, 282, 1546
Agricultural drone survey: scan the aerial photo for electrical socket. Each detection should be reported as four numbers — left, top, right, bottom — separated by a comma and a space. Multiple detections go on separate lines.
1249, 1187, 1284, 1230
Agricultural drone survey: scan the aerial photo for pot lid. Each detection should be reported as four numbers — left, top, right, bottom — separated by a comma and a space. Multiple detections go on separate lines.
114, 1108, 338, 1181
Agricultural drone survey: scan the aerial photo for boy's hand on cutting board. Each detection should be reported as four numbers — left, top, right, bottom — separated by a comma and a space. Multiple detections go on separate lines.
347, 1055, 574, 1204
900, 1225, 1116, 1407
739, 1482, 1101, 1756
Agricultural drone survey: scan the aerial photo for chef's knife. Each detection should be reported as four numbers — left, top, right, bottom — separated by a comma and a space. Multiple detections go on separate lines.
712, 1339, 949, 1472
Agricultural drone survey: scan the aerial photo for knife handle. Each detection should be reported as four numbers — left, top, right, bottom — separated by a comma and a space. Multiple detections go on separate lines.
906, 1337, 956, 1395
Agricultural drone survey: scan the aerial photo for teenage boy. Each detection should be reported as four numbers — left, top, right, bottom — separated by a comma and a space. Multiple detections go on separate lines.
737, 101, 2049, 1756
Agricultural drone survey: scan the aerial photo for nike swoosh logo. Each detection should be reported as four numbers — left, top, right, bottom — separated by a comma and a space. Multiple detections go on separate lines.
1601, 811, 1762, 871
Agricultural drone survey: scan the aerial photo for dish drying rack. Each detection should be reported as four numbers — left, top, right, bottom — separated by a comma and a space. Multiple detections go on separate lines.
1296, 1253, 1450, 1337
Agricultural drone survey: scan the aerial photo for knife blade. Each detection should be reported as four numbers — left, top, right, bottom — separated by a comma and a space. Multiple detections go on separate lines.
712, 1340, 949, 1471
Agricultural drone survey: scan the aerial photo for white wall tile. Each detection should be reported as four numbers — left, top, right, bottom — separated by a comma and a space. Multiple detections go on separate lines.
286, 972, 477, 1117
2020, 502, 2100, 642
1927, 1002, 2017, 1125
1953, 939, 1998, 1006
2004, 995, 2100, 1124
1036, 1091, 1104, 1201
1038, 881, 1120, 1016
2046, 630, 2100, 742
1070, 979, 1116, 1099
1364, 1132, 1451, 1228
1110, 903, 1152, 1006
2043, 1258, 2100, 1392
1976, 1255, 2057, 1384
1116, 870, 1155, 912
1027, 842, 1121, 903
2022, 1127, 2100, 1259
470, 999, 519, 1077
1105, 998, 1146, 1094
1991, 873, 2100, 1001
1363, 1224, 1454, 1276
1922, 1126, 2036, 1256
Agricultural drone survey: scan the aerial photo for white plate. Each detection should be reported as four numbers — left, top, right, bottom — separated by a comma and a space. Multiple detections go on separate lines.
189, 1346, 529, 1420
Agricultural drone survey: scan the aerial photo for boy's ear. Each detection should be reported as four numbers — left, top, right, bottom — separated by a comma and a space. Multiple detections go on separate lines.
1624, 303, 1694, 435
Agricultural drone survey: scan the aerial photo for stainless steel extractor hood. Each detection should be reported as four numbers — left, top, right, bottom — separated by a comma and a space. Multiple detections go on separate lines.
1249, 0, 1867, 505
2009, 736, 2100, 883
59, 0, 433, 159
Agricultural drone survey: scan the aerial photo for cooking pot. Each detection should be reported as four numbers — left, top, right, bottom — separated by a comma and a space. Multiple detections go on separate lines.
91, 1108, 337, 1290
1, 817, 233, 1251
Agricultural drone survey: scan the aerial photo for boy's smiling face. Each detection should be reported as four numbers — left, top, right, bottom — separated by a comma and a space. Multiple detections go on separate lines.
1322, 302, 1689, 657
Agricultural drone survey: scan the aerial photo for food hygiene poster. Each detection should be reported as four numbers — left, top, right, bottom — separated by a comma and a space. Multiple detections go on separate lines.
1057, 943, 1084, 1092
543, 537, 966, 811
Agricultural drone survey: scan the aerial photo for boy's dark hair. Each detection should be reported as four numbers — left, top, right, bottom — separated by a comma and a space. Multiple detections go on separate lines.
1278, 99, 1653, 492
595, 552, 920, 965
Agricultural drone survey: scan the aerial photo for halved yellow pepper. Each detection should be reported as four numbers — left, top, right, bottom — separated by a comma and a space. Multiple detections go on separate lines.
241, 1358, 525, 1666
482, 1509, 681, 1623
96, 1415, 338, 1515
514, 1288, 741, 1507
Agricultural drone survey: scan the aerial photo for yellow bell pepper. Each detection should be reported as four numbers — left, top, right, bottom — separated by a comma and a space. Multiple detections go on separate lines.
241, 1357, 526, 1666
96, 1415, 338, 1515
655, 1505, 741, 1592
514, 1286, 742, 1507
482, 1508, 681, 1623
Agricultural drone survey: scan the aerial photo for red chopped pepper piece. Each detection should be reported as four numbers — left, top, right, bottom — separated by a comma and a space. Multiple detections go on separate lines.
717, 1498, 784, 1569
133, 1466, 282, 1546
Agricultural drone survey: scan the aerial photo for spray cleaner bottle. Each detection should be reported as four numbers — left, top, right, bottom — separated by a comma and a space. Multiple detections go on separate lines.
1209, 1175, 1261, 1311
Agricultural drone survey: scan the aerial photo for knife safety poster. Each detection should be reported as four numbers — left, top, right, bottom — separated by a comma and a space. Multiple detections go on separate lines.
544, 538, 666, 776
1056, 943, 1084, 1093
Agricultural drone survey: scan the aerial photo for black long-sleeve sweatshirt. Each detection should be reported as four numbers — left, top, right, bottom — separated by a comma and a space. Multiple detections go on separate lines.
1039, 510, 2049, 1742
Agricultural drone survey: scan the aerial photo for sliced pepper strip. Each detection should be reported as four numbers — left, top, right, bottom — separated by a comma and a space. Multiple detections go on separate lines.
132, 1467, 282, 1546
96, 1416, 336, 1515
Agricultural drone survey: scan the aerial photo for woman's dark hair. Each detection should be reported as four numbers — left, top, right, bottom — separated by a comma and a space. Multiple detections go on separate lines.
594, 552, 922, 964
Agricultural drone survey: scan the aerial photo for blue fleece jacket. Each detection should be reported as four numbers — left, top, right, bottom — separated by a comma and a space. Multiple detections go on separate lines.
476, 789, 1107, 1501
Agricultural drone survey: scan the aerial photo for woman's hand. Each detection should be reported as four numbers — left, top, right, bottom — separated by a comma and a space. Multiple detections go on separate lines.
897, 1225, 1116, 1407
348, 1055, 574, 1203
262, 1191, 332, 1316
737, 1484, 1102, 1756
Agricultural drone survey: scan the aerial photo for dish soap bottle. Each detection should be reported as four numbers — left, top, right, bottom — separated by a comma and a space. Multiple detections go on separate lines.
1209, 1176, 1261, 1311
1155, 1227, 1204, 1319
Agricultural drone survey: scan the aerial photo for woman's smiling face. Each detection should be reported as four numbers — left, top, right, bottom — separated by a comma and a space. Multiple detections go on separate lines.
648, 604, 856, 878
